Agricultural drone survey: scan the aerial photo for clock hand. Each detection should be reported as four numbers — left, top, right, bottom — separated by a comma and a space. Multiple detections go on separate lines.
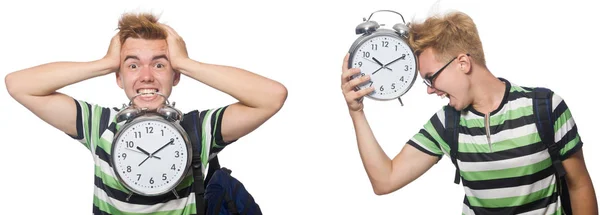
383, 54, 407, 67
372, 57, 392, 71
372, 67, 384, 75
125, 147, 162, 159
150, 138, 175, 156
138, 156, 151, 166
137, 146, 161, 166
136, 146, 151, 156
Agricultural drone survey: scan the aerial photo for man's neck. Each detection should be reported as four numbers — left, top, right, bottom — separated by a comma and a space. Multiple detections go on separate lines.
470, 67, 506, 115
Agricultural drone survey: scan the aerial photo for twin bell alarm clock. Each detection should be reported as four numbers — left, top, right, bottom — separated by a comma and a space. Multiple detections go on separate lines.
348, 10, 418, 106
111, 92, 192, 199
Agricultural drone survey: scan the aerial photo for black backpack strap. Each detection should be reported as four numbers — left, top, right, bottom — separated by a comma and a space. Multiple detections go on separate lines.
181, 110, 226, 215
181, 110, 207, 215
532, 87, 566, 177
204, 154, 221, 188
532, 87, 571, 214
444, 106, 461, 184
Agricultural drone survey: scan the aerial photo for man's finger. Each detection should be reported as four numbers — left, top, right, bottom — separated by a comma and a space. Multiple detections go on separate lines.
341, 67, 362, 84
342, 53, 349, 71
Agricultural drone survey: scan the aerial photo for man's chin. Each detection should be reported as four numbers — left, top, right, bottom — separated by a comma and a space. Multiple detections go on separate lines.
132, 99, 165, 111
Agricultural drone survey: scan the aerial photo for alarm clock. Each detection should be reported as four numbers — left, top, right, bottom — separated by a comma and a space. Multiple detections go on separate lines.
111, 92, 192, 198
348, 10, 418, 105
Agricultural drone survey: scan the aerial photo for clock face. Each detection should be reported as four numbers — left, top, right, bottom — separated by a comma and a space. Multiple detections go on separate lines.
112, 118, 190, 196
349, 34, 417, 100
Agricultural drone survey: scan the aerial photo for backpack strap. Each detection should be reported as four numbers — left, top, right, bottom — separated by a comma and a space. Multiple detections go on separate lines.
444, 106, 461, 184
180, 110, 223, 215
532, 88, 566, 177
532, 87, 571, 214
181, 110, 206, 215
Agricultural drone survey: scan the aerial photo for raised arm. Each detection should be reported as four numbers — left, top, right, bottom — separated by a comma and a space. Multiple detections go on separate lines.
5, 35, 121, 137
161, 25, 287, 143
341, 54, 439, 195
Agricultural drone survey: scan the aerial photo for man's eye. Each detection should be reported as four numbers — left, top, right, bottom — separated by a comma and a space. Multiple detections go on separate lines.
155, 63, 164, 69
128, 64, 138, 69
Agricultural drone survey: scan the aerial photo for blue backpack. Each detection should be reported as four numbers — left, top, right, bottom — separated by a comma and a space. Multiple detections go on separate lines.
443, 87, 572, 214
181, 110, 262, 215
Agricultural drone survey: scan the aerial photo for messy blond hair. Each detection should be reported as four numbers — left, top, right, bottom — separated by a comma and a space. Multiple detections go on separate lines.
118, 12, 166, 45
408, 11, 486, 66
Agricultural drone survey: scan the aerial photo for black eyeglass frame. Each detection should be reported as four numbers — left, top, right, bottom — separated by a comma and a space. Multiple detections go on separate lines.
423, 53, 470, 88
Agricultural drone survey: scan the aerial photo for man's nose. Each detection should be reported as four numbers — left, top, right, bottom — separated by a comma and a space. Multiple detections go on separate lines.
139, 66, 154, 82
426, 85, 436, 94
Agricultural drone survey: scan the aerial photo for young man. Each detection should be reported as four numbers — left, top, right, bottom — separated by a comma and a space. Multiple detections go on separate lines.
5, 13, 287, 214
340, 11, 597, 214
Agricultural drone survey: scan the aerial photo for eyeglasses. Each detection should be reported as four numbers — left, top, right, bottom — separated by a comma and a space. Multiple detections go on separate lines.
423, 53, 470, 88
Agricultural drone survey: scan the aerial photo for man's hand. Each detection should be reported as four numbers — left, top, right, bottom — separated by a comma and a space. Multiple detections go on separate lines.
161, 24, 189, 72
102, 33, 121, 74
341, 53, 374, 112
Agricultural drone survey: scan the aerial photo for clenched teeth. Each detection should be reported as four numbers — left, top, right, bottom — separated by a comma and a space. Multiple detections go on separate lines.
137, 89, 158, 95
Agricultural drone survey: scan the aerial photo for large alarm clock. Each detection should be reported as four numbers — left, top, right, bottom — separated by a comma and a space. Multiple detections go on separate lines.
348, 10, 418, 105
111, 93, 192, 198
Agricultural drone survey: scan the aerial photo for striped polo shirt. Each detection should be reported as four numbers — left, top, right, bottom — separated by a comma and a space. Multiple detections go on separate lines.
408, 78, 582, 214
69, 99, 231, 215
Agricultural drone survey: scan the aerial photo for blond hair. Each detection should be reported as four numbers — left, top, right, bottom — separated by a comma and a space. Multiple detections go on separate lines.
117, 13, 166, 45
408, 11, 486, 66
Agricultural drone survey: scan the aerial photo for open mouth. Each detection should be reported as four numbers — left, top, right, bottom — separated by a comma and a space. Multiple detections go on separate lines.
135, 88, 160, 101
137, 88, 158, 95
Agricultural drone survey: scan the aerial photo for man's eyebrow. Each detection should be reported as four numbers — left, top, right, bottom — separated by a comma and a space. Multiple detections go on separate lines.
123, 56, 139, 62
152, 55, 168, 61
122, 55, 168, 62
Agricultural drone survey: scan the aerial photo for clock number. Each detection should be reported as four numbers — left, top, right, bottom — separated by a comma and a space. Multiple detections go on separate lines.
127, 166, 132, 172
149, 177, 154, 184
363, 52, 370, 58
146, 126, 153, 134
400, 76, 405, 82
404, 65, 409, 71
371, 44, 377, 50
380, 85, 384, 92
171, 164, 176, 170
391, 83, 396, 90
395, 45, 398, 51
126, 141, 134, 148
162, 173, 167, 180
134, 131, 142, 138
382, 41, 389, 47
360, 73, 365, 77
161, 129, 164, 136
175, 151, 180, 158
358, 62, 362, 67
122, 153, 127, 160
137, 174, 142, 181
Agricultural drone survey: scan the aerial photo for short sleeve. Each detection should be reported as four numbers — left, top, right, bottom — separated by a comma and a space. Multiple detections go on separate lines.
407, 108, 447, 158
197, 105, 235, 157
551, 93, 583, 160
68, 99, 113, 152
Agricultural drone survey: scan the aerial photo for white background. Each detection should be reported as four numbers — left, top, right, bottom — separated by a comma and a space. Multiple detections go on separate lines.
1, 0, 598, 214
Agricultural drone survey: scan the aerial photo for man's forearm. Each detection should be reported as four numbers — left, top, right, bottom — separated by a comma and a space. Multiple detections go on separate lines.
350, 110, 394, 194
568, 182, 598, 215
6, 59, 114, 97
176, 58, 286, 109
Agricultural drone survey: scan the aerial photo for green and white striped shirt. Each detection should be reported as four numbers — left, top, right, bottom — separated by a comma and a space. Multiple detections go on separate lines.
70, 99, 232, 215
408, 79, 582, 215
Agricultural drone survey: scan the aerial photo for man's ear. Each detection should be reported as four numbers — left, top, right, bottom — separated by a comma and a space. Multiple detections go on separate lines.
116, 72, 124, 89
172, 70, 181, 86
458, 53, 472, 74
